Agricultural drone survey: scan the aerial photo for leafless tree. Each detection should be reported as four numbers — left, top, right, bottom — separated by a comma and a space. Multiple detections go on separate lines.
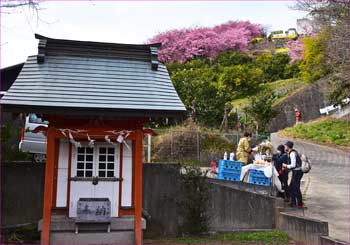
0, 0, 47, 31
293, 0, 350, 26
293, 0, 350, 104
327, 19, 350, 105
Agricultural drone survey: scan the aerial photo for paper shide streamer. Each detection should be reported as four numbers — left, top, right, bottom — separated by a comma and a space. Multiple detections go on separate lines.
59, 128, 133, 149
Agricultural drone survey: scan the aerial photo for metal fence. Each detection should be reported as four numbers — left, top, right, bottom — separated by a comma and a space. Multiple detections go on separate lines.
143, 130, 269, 166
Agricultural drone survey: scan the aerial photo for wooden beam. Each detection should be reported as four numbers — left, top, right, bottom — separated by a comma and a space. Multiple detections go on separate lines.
41, 128, 56, 245
134, 129, 143, 245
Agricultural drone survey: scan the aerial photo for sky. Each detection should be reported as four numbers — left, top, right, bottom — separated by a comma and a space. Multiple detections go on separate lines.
0, 1, 307, 68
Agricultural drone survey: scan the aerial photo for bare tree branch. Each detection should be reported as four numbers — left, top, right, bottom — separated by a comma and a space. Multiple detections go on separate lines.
0, 0, 39, 9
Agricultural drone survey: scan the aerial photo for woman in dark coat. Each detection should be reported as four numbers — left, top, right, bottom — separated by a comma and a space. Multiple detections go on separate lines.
273, 145, 289, 201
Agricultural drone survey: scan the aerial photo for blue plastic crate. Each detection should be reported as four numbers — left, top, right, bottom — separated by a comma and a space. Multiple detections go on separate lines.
217, 172, 241, 182
248, 175, 270, 186
249, 169, 266, 178
217, 160, 243, 182
218, 160, 243, 172
219, 168, 241, 176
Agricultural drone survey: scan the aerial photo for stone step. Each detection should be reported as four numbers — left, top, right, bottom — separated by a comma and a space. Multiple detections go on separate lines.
50, 231, 135, 245
38, 215, 146, 232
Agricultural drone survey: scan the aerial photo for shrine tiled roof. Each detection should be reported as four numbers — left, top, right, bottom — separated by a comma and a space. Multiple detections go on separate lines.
1, 34, 186, 117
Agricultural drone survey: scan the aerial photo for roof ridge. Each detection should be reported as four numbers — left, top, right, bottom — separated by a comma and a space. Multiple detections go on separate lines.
35, 33, 161, 48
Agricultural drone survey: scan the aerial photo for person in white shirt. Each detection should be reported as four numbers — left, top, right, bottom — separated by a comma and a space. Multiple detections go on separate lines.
282, 141, 304, 209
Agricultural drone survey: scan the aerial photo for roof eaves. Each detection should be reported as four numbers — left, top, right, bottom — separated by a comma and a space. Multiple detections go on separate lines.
34, 33, 161, 49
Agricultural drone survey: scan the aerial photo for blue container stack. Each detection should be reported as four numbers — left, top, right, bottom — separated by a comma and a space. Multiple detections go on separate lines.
248, 169, 271, 186
217, 160, 243, 182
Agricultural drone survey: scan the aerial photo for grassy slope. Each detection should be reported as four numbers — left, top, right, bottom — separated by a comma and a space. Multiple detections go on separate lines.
280, 117, 350, 147
145, 231, 292, 244
266, 78, 308, 106
231, 78, 308, 110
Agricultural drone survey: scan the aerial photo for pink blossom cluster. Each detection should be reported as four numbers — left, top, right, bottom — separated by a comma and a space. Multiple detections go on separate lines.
148, 21, 262, 63
286, 38, 304, 62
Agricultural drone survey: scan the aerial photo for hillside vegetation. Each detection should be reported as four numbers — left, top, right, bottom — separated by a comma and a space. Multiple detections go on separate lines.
231, 78, 308, 110
147, 2, 350, 133
281, 118, 350, 147
167, 51, 300, 130
147, 20, 305, 133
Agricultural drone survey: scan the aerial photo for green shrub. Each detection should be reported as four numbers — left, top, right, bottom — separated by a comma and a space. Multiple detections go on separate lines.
254, 52, 291, 82
216, 51, 253, 66
178, 165, 210, 235
1, 122, 32, 162
299, 30, 331, 82
284, 61, 301, 78
244, 89, 277, 134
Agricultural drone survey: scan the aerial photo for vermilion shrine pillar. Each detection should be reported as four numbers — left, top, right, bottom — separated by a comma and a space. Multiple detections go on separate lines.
134, 128, 143, 245
41, 128, 56, 245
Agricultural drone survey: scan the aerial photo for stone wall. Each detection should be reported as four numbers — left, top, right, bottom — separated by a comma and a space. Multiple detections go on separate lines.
268, 79, 329, 132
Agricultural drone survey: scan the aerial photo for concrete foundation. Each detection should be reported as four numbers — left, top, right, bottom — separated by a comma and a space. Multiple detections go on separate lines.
320, 236, 348, 245
208, 182, 277, 231
38, 215, 146, 244
50, 231, 135, 245
277, 211, 329, 244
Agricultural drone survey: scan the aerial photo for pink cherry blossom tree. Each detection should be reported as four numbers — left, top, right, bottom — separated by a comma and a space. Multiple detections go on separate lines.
286, 38, 304, 62
148, 21, 263, 63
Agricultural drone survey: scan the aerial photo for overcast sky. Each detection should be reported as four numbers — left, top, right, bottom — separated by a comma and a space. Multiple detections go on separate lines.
0, 1, 307, 68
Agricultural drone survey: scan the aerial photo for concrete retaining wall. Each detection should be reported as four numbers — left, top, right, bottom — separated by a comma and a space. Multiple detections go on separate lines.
268, 79, 329, 132
277, 212, 329, 244
208, 182, 276, 231
142, 164, 182, 237
4, 162, 342, 245
142, 164, 277, 237
2, 163, 277, 237
1, 162, 45, 226
320, 236, 348, 245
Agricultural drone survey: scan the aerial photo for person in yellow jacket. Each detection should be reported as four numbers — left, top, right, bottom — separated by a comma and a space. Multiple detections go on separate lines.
236, 132, 252, 164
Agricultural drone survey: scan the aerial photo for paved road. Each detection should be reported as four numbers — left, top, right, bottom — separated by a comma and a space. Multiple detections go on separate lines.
271, 133, 350, 242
